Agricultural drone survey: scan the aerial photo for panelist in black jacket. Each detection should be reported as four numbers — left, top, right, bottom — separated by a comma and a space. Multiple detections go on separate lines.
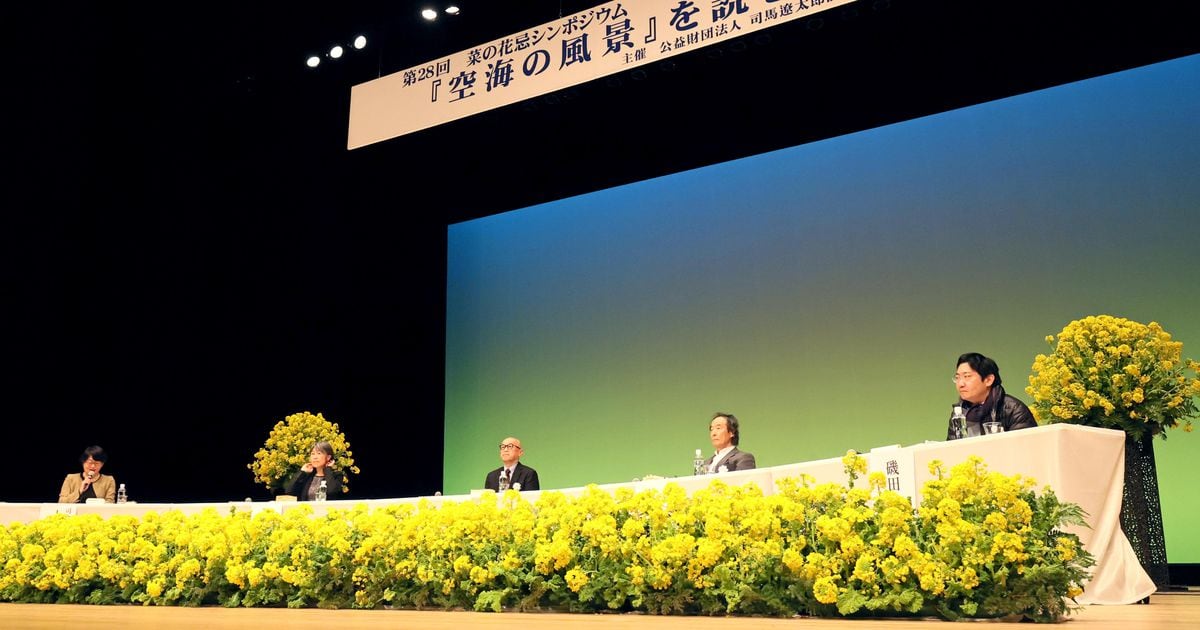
947, 352, 1038, 439
484, 437, 540, 491
285, 441, 344, 500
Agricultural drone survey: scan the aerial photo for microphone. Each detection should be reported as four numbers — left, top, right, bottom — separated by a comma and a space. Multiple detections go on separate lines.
86, 471, 95, 480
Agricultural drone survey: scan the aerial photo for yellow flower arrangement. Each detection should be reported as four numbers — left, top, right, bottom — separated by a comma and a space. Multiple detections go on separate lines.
247, 411, 360, 493
0, 455, 1091, 620
1026, 315, 1200, 440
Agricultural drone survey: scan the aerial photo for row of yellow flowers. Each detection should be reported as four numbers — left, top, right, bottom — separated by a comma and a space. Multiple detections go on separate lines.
0, 454, 1092, 621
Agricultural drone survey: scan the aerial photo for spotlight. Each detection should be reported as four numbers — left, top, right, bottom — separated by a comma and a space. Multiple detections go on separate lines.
353, 35, 367, 50
445, 5, 460, 15
421, 8, 438, 20
329, 45, 344, 59
306, 55, 321, 68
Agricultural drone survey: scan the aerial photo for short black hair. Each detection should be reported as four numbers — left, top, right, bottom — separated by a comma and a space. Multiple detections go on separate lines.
80, 445, 108, 464
711, 412, 741, 446
956, 352, 1002, 387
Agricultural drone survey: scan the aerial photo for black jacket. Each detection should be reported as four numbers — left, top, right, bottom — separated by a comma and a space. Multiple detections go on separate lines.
285, 468, 345, 500
947, 384, 1037, 439
484, 461, 540, 491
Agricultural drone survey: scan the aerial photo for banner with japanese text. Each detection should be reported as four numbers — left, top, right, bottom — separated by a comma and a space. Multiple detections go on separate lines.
347, 0, 857, 149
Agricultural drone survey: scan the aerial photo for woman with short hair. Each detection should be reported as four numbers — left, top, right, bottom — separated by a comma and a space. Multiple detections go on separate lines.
285, 441, 343, 500
59, 445, 117, 503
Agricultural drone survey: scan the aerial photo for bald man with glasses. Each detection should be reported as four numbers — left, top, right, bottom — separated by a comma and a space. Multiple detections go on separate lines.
484, 437, 541, 492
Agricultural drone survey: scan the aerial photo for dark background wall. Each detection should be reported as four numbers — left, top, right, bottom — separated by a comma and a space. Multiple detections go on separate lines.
7, 0, 1197, 503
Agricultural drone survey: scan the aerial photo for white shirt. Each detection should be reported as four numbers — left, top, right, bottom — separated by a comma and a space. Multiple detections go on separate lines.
709, 446, 735, 473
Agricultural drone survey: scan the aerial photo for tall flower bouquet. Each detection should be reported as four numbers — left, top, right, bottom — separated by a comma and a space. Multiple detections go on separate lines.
1026, 315, 1200, 441
248, 411, 359, 493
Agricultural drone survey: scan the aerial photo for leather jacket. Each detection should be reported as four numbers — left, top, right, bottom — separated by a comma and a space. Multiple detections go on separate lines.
947, 384, 1037, 439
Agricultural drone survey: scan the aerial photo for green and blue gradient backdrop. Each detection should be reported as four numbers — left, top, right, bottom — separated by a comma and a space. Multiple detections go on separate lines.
446, 55, 1200, 561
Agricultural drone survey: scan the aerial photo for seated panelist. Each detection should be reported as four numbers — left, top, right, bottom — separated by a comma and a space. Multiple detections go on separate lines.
59, 445, 116, 503
947, 352, 1037, 439
484, 437, 540, 491
285, 441, 343, 501
704, 412, 756, 472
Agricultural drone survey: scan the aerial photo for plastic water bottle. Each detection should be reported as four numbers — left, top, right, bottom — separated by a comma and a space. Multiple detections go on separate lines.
950, 405, 966, 440
693, 449, 706, 476
315, 479, 328, 502
498, 470, 510, 492
116, 484, 127, 504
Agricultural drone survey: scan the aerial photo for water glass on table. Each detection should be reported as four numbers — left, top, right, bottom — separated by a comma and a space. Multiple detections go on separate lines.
983, 421, 1004, 435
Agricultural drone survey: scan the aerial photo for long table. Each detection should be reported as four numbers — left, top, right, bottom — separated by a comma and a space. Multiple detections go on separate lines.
0, 424, 1153, 605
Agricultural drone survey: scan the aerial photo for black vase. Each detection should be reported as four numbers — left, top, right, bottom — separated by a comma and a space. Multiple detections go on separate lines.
1119, 434, 1171, 590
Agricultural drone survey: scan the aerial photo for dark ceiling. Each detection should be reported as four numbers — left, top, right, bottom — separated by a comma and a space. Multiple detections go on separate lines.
23, 0, 1198, 225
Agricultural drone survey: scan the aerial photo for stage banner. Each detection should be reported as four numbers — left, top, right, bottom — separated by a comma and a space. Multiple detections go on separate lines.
348, 0, 857, 149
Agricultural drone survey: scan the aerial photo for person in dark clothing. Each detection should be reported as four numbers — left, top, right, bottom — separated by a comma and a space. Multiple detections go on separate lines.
285, 441, 344, 500
947, 352, 1037, 439
484, 437, 540, 491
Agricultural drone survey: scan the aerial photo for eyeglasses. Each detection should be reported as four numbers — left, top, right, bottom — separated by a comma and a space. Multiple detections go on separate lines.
498, 443, 521, 451
952, 373, 977, 384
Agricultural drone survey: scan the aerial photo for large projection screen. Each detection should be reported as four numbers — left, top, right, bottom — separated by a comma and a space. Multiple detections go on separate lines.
445, 54, 1200, 561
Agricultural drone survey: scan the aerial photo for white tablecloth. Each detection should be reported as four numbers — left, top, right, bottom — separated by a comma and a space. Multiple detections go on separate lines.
0, 424, 1152, 604
902, 424, 1155, 604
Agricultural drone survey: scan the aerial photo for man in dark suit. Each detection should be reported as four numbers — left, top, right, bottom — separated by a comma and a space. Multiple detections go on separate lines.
703, 412, 756, 472
484, 436, 541, 491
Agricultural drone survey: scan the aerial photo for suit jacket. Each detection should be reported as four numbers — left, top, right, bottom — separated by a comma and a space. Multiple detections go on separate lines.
285, 468, 345, 500
703, 447, 757, 472
59, 472, 117, 503
484, 461, 540, 491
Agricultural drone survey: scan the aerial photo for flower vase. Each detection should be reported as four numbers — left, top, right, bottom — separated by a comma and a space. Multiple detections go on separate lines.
1119, 433, 1171, 590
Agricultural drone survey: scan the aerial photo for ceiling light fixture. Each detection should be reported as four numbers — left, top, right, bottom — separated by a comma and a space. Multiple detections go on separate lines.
302, 34, 370, 69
